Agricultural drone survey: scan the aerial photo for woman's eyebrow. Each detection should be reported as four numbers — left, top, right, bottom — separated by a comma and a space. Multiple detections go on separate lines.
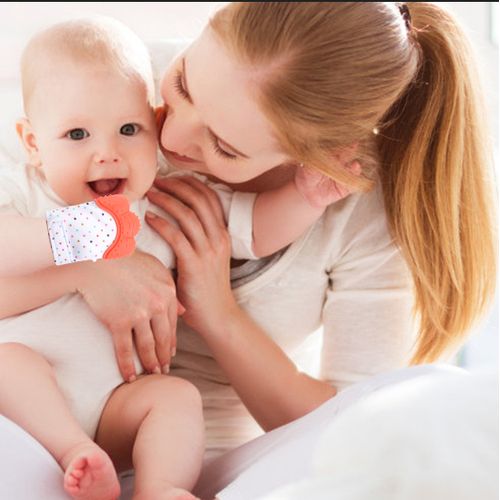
182, 57, 250, 159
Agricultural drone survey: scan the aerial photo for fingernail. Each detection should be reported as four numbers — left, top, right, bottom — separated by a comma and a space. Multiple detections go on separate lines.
162, 364, 170, 374
171, 347, 176, 357
128, 374, 136, 383
153, 366, 161, 375
145, 210, 157, 219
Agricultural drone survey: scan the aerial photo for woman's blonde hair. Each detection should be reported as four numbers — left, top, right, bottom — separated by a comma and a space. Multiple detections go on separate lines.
210, 2, 497, 364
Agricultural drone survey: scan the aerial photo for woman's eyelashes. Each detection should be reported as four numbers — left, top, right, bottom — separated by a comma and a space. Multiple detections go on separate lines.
64, 123, 141, 141
174, 71, 190, 101
173, 70, 238, 161
209, 134, 238, 160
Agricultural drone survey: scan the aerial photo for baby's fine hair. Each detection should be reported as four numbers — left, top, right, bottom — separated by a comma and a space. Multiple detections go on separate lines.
21, 16, 155, 114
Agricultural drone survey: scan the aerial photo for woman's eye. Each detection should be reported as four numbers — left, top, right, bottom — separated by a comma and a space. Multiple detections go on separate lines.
174, 71, 190, 100
210, 135, 237, 160
120, 123, 140, 136
66, 128, 89, 140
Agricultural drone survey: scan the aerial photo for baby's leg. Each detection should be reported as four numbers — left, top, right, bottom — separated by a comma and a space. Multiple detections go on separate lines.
96, 374, 205, 500
0, 343, 120, 500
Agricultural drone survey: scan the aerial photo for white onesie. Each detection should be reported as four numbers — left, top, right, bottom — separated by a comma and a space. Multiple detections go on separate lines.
0, 162, 257, 437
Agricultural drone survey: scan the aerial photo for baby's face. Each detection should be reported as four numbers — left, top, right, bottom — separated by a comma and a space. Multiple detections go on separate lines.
26, 64, 158, 205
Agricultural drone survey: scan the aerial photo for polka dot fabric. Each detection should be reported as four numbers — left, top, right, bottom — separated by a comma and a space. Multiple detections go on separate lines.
46, 195, 139, 265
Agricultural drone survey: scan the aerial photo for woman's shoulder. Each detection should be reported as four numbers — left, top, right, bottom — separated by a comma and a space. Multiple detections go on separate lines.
322, 180, 390, 243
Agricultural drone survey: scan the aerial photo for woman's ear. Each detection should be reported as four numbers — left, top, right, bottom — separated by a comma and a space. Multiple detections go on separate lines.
15, 118, 42, 167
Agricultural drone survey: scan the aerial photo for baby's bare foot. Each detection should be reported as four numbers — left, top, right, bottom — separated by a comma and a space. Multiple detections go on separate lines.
62, 443, 120, 500
133, 483, 199, 500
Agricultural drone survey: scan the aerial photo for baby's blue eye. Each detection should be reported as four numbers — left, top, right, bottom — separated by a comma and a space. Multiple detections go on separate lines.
67, 128, 89, 140
120, 123, 139, 136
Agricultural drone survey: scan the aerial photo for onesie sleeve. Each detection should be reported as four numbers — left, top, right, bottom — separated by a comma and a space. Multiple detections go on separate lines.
203, 179, 258, 260
226, 190, 258, 260
320, 189, 418, 391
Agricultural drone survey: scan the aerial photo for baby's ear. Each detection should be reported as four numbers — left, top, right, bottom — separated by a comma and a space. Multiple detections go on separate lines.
15, 118, 42, 167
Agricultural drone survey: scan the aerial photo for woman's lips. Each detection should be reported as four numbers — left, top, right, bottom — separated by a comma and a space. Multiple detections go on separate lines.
166, 149, 199, 164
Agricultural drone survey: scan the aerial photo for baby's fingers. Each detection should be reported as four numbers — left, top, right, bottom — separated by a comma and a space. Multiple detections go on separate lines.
348, 160, 362, 176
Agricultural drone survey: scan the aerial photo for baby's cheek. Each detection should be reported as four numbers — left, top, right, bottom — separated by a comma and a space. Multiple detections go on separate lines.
49, 171, 87, 205
132, 139, 158, 182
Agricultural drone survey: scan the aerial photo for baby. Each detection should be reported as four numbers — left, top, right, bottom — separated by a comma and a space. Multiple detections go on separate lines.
0, 16, 353, 500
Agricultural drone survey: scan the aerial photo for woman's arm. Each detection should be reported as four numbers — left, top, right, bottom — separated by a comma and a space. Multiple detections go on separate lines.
0, 215, 54, 276
146, 176, 337, 431
0, 251, 179, 383
195, 300, 337, 431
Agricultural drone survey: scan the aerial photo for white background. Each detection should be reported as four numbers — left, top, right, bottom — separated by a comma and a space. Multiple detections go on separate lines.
0, 2, 497, 368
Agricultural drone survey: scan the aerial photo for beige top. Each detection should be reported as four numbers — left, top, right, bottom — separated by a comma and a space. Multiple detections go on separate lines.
0, 161, 417, 457
171, 175, 417, 457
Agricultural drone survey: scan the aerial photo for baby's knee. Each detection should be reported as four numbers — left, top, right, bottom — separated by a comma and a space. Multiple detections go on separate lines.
0, 343, 52, 374
141, 375, 203, 412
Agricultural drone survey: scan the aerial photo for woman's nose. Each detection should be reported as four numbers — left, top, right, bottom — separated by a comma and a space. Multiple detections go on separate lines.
161, 106, 202, 157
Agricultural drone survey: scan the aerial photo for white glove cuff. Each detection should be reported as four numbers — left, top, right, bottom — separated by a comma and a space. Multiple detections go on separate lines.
46, 201, 117, 265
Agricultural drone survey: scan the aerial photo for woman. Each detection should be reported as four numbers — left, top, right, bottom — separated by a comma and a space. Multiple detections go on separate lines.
77, 1, 497, 457
0, 2, 495, 490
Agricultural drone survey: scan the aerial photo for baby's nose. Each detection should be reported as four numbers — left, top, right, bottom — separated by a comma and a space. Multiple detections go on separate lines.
93, 149, 120, 165
95, 156, 119, 164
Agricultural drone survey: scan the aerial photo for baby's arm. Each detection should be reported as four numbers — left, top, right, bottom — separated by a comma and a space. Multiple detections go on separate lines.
252, 166, 357, 257
0, 195, 139, 278
0, 214, 55, 276
251, 180, 324, 257
0, 262, 87, 319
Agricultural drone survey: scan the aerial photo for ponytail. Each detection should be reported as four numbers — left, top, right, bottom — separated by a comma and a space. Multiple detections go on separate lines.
377, 3, 497, 363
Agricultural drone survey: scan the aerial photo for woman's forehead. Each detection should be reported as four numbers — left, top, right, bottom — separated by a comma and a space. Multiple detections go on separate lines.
183, 29, 283, 158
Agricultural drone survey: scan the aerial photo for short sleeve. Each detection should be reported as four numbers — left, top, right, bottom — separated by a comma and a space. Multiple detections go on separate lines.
200, 177, 258, 260
319, 190, 418, 391
227, 191, 258, 260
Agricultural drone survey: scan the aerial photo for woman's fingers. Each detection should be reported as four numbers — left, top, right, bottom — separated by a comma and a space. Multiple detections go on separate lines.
147, 190, 209, 251
145, 209, 197, 263
132, 320, 161, 375
110, 326, 137, 382
150, 306, 176, 374
166, 175, 227, 226
152, 176, 226, 241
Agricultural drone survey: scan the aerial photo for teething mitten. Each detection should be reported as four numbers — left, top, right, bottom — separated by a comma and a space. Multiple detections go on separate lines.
46, 195, 140, 265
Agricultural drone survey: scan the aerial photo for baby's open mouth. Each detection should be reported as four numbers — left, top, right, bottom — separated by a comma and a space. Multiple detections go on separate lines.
88, 178, 125, 196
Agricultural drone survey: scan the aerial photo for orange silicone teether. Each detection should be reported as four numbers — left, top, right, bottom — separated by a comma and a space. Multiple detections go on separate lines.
95, 195, 141, 259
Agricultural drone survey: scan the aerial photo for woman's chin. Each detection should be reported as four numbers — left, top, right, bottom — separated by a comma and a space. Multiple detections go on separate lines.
165, 153, 207, 174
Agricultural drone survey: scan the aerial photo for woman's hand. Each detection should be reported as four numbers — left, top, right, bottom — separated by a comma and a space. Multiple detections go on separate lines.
145, 176, 239, 337
77, 251, 179, 381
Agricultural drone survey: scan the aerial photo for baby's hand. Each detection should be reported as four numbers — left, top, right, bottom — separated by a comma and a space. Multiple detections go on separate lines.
46, 195, 140, 266
294, 161, 362, 209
